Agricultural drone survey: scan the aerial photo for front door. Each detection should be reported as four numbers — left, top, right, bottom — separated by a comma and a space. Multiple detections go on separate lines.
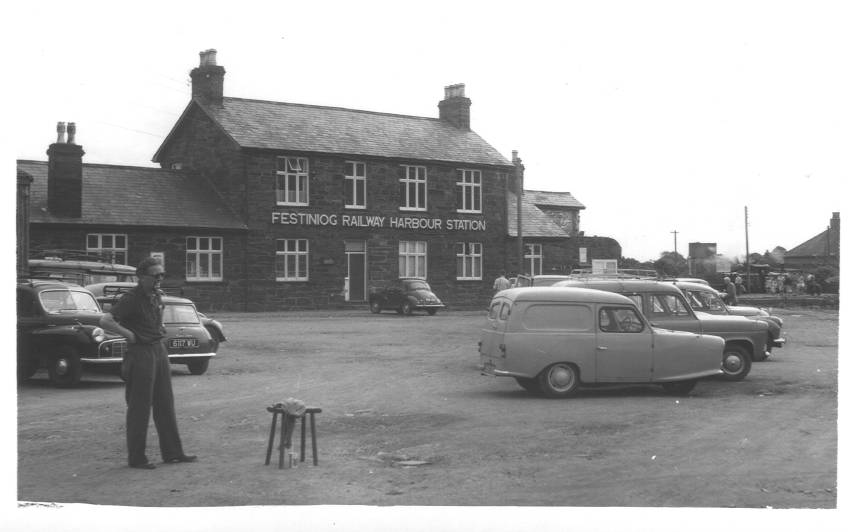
345, 241, 366, 302
595, 305, 654, 382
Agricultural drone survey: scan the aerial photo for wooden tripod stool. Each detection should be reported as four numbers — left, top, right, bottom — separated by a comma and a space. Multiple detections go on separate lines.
265, 406, 322, 469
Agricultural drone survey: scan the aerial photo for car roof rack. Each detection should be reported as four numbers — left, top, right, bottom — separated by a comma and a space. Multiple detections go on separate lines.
568, 268, 659, 280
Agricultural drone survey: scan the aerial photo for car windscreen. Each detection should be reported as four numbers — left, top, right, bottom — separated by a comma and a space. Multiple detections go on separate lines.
39, 289, 100, 313
686, 289, 727, 312
162, 303, 201, 324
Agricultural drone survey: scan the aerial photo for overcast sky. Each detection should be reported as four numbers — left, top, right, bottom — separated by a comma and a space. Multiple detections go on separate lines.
6, 1, 847, 262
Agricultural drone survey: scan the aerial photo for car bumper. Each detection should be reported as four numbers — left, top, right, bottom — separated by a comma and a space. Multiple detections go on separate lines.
479, 362, 526, 379
81, 352, 217, 364
414, 303, 445, 309
770, 337, 786, 349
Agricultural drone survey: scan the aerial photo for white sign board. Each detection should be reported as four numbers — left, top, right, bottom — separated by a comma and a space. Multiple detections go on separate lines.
592, 259, 618, 275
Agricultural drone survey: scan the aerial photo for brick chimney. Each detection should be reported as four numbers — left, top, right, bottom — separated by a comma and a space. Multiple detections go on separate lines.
47, 121, 84, 217
438, 83, 471, 129
190, 49, 225, 105
830, 212, 840, 231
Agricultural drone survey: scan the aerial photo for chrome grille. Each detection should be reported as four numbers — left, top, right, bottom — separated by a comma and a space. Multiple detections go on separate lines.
99, 339, 128, 359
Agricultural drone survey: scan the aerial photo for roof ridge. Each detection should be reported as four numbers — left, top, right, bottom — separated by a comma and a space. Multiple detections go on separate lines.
223, 96, 446, 123
18, 159, 174, 173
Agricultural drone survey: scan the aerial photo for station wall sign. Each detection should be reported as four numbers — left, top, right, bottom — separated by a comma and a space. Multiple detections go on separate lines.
271, 212, 486, 231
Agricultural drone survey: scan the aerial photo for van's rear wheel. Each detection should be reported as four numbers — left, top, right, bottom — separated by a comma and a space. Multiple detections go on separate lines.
514, 377, 541, 394
720, 345, 752, 381
537, 363, 579, 398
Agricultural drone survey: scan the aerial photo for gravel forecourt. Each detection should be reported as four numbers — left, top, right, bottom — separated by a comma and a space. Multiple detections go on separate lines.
12, 306, 841, 529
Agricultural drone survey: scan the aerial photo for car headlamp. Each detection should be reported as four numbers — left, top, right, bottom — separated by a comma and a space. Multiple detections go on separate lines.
92, 327, 106, 343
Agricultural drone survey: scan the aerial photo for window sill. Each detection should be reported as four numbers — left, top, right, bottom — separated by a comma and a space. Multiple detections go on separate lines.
276, 202, 309, 207
399, 207, 427, 212
344, 205, 367, 210
456, 210, 483, 215
185, 278, 224, 283
276, 278, 309, 282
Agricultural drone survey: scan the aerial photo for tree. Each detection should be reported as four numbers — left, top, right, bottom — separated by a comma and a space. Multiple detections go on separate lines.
654, 251, 687, 277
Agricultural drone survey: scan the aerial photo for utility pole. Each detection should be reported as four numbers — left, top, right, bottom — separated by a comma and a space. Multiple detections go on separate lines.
671, 230, 679, 255
745, 206, 750, 292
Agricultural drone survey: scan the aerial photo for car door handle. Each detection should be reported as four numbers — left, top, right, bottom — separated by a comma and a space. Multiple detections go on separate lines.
597, 346, 608, 351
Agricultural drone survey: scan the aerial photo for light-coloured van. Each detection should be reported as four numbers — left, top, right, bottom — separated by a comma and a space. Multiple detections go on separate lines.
479, 287, 724, 398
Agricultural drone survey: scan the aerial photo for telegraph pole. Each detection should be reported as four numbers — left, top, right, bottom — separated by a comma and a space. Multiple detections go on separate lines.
744, 206, 750, 292
671, 230, 679, 255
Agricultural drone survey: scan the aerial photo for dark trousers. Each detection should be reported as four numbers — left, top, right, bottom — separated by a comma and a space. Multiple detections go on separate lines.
123, 341, 184, 465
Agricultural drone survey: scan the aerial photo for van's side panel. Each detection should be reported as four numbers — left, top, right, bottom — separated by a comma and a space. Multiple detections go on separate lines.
502, 302, 597, 381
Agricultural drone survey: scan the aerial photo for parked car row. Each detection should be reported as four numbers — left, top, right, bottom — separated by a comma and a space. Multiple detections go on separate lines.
479, 275, 787, 397
17, 279, 226, 387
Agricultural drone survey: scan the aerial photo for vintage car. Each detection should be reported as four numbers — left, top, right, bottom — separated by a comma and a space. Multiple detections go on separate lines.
87, 283, 226, 375
479, 287, 725, 398
554, 279, 770, 381
665, 280, 785, 360
27, 254, 138, 286
368, 278, 445, 315
17, 279, 128, 387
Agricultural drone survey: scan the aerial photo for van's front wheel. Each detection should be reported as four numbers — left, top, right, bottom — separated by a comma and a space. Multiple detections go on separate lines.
537, 363, 579, 398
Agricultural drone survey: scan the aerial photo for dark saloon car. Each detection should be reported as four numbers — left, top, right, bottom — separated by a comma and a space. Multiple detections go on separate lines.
87, 283, 226, 375
17, 280, 128, 387
369, 278, 445, 315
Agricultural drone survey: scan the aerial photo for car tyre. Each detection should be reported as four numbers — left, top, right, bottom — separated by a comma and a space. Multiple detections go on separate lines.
48, 346, 82, 388
426, 308, 437, 316
720, 345, 752, 381
515, 377, 541, 394
661, 379, 697, 395
187, 358, 210, 375
401, 301, 413, 316
537, 363, 579, 398
370, 300, 382, 314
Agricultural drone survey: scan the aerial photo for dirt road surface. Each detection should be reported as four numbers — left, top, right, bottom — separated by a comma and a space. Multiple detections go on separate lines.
14, 307, 839, 522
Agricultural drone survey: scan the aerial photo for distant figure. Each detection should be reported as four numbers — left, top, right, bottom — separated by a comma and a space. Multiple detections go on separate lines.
493, 271, 511, 294
734, 276, 747, 295
783, 274, 795, 294
724, 276, 738, 305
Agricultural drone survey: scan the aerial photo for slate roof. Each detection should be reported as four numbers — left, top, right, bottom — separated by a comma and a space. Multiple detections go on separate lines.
18, 160, 247, 230
155, 98, 513, 167
523, 190, 585, 209
785, 224, 840, 258
507, 191, 571, 238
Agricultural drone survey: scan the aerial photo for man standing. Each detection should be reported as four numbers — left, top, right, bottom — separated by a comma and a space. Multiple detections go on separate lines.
100, 257, 196, 469
493, 271, 511, 294
723, 276, 738, 305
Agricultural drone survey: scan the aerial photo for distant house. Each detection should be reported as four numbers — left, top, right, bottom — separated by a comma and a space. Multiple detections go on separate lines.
784, 212, 840, 272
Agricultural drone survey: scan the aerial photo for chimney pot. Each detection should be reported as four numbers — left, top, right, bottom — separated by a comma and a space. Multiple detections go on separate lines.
56, 122, 66, 144
67, 122, 76, 144
199, 49, 218, 67
444, 83, 465, 99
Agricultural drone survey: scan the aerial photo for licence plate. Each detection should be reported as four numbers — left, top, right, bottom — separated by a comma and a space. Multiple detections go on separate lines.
169, 338, 199, 349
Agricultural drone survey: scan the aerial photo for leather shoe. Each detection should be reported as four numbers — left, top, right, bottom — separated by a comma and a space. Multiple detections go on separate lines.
130, 462, 156, 470
164, 454, 197, 464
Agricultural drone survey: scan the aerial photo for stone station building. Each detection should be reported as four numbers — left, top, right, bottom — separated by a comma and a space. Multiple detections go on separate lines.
17, 50, 620, 311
